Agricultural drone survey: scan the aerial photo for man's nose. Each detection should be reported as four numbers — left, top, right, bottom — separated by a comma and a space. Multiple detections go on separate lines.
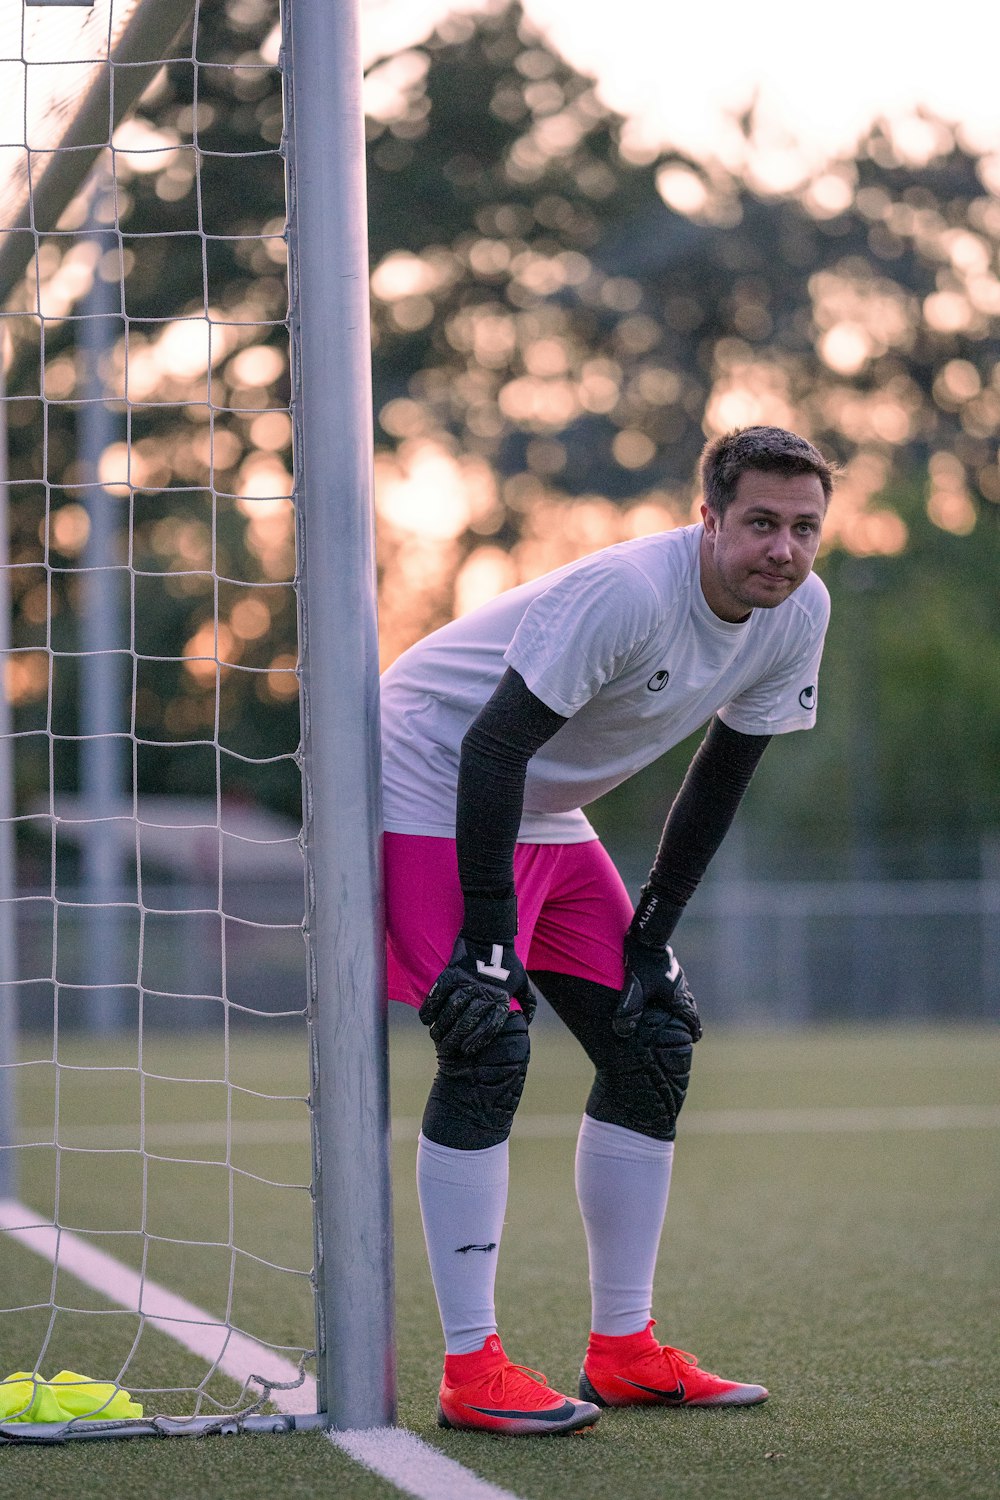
767, 529, 793, 561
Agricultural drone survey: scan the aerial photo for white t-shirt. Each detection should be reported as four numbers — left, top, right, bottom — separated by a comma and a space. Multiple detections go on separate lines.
380, 523, 830, 843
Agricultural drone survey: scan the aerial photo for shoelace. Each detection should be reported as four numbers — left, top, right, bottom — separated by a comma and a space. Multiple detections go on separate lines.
631, 1343, 700, 1374
482, 1361, 553, 1406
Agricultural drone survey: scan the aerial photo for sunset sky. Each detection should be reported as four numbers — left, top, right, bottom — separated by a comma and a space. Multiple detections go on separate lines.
362, 0, 1000, 187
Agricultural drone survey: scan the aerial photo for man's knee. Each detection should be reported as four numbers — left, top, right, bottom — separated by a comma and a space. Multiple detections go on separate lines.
530, 969, 694, 1142
421, 1011, 530, 1150
586, 1008, 694, 1142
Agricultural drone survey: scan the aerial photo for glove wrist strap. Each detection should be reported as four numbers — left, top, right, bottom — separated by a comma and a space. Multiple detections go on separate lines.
628, 886, 685, 950
461, 894, 518, 946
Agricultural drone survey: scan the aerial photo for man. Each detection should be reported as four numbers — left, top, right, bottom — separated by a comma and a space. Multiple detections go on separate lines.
380, 425, 833, 1436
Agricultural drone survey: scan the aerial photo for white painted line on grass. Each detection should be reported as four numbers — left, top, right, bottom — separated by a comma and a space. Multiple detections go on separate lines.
331, 1427, 523, 1500
0, 1196, 317, 1416
675, 1103, 1000, 1134
391, 1102, 1000, 1141
0, 1197, 527, 1500
445, 1103, 1000, 1139
19, 1101, 1000, 1152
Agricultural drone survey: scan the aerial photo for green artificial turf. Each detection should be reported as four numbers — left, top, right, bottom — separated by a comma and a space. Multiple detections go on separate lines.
2, 1021, 997, 1500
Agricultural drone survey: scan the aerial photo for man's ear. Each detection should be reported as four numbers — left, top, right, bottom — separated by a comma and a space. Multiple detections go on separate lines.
701, 502, 719, 536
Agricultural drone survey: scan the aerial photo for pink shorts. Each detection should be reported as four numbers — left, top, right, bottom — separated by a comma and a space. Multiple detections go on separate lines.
384, 832, 633, 1009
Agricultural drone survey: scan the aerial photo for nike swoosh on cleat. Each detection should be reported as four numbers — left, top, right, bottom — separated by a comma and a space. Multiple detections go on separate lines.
620, 1378, 686, 1403
467, 1400, 584, 1422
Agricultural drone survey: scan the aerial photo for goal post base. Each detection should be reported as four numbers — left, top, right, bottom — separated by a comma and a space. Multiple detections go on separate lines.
0, 1410, 331, 1444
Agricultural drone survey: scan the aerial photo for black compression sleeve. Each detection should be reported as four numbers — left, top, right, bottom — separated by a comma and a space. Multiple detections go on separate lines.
630, 717, 771, 948
456, 668, 568, 941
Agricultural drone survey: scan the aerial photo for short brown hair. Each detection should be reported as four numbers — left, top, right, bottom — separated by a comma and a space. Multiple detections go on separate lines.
700, 426, 835, 517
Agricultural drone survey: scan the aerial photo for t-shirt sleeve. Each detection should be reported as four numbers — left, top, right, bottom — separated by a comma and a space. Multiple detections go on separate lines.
504, 557, 661, 717
718, 581, 831, 735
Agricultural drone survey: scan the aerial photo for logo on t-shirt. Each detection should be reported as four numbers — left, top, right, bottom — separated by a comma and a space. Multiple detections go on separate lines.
647, 669, 670, 692
799, 685, 816, 710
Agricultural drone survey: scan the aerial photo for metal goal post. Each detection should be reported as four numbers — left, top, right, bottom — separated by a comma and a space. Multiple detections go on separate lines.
0, 0, 395, 1433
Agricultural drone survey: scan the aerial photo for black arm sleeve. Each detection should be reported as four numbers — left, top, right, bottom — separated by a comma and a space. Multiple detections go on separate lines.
630, 717, 771, 948
455, 668, 568, 942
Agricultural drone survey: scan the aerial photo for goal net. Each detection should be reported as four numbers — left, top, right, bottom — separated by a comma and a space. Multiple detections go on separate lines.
0, 0, 392, 1438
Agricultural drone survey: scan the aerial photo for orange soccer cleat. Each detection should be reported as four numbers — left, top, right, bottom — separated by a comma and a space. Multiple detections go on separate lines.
437, 1334, 601, 1436
579, 1321, 768, 1408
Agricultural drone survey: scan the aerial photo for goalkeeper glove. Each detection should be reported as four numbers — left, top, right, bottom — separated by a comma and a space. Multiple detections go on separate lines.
420, 936, 539, 1058
614, 929, 702, 1043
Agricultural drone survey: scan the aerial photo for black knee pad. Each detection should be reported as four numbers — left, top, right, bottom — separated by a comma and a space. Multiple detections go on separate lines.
421, 1010, 530, 1150
530, 970, 694, 1143
586, 1008, 693, 1142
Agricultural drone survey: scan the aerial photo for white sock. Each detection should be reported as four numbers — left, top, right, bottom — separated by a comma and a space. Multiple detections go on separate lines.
575, 1114, 674, 1337
417, 1133, 509, 1355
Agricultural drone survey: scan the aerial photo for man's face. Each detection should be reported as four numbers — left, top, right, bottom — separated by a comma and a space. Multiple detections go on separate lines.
700, 469, 827, 622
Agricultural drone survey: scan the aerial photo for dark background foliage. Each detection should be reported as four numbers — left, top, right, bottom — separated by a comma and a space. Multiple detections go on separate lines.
5, 1, 998, 862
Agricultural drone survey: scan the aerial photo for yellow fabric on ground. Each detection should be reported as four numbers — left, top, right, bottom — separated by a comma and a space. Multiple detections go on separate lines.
0, 1371, 143, 1422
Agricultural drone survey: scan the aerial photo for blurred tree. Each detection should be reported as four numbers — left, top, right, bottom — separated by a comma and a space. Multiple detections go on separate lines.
367, 5, 998, 526
3, 0, 997, 846
5, 0, 300, 813
365, 3, 1000, 854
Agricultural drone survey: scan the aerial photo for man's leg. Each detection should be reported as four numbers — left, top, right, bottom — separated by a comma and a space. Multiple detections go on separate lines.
385, 834, 524, 1354
385, 834, 600, 1434
523, 842, 682, 1337
528, 841, 767, 1408
418, 1015, 597, 1435
417, 1010, 529, 1354
576, 1116, 674, 1335
535, 966, 766, 1408
527, 968, 683, 1338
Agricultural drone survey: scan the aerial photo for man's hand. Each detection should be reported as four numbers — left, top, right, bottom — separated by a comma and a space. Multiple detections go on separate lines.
613, 933, 703, 1042
420, 936, 539, 1057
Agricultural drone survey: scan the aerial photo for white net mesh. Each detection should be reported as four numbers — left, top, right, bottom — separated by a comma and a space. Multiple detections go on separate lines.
0, 0, 319, 1430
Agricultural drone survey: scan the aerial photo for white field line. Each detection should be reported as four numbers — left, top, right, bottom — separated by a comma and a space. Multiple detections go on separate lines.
0, 1197, 524, 1500
330, 1428, 523, 1500
18, 1102, 1000, 1150
7, 1099, 997, 1494
380, 1104, 1000, 1138
0, 1196, 317, 1416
